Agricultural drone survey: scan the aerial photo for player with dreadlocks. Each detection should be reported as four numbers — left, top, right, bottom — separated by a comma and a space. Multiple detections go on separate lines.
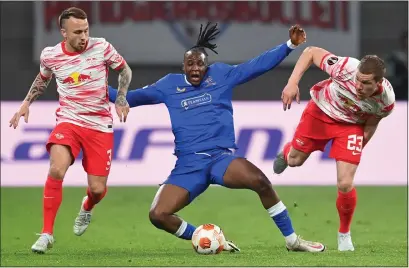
108, 23, 325, 252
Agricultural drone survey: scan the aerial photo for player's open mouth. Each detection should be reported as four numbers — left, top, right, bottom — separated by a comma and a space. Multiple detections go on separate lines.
190, 73, 201, 82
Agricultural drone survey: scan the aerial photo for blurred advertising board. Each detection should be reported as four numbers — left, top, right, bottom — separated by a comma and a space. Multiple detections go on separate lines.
1, 101, 406, 186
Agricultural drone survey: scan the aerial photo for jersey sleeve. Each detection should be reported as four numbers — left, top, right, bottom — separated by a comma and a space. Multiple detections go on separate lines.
319, 53, 360, 80
39, 48, 53, 79
103, 40, 126, 71
221, 41, 294, 86
108, 75, 169, 107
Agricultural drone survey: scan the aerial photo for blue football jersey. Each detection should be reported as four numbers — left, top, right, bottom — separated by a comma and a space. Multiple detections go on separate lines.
109, 41, 295, 155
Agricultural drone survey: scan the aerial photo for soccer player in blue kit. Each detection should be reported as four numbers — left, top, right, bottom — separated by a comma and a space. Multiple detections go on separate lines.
109, 23, 325, 252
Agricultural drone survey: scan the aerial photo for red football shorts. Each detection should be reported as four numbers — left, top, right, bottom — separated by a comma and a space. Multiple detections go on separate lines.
291, 101, 364, 165
46, 122, 114, 176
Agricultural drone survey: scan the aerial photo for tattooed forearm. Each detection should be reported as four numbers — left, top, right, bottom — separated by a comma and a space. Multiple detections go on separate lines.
115, 63, 132, 107
117, 63, 132, 96
25, 73, 51, 104
115, 90, 128, 106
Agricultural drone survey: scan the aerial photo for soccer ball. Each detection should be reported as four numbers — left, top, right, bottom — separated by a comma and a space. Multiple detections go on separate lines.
191, 224, 226, 254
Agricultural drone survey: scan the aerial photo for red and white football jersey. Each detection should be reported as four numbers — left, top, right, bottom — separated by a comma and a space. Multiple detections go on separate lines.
310, 53, 395, 124
39, 37, 125, 133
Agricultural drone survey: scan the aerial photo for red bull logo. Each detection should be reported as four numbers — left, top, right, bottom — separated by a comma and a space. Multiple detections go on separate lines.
62, 72, 91, 85
338, 95, 361, 112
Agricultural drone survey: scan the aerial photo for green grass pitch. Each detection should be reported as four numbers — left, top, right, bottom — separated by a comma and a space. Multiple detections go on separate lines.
1, 186, 407, 266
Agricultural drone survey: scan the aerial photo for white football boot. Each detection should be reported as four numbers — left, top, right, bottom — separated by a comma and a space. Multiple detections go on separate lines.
31, 233, 54, 254
338, 232, 355, 251
223, 240, 241, 252
286, 235, 326, 252
73, 196, 92, 236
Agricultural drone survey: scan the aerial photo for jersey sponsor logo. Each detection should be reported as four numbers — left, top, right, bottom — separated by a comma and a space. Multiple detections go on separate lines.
181, 93, 212, 110
61, 72, 92, 85
337, 94, 361, 112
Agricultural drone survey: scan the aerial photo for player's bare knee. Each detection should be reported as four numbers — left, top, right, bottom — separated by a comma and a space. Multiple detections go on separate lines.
148, 208, 168, 228
88, 183, 106, 196
48, 145, 72, 179
252, 173, 272, 194
337, 180, 354, 193
336, 162, 357, 193
287, 149, 309, 167
87, 175, 107, 195
48, 164, 68, 180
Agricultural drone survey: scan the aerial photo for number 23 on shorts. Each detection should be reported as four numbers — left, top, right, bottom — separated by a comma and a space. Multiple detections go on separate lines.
347, 134, 363, 155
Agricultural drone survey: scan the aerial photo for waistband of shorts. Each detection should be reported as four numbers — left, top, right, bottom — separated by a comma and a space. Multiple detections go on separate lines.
174, 147, 234, 158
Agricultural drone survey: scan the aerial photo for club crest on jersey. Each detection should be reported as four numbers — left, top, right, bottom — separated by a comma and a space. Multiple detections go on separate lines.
204, 76, 216, 87
85, 57, 100, 66
168, 21, 229, 50
181, 93, 212, 110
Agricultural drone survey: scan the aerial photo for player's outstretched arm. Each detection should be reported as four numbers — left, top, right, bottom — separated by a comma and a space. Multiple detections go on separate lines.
227, 25, 306, 85
281, 46, 332, 110
9, 73, 51, 129
287, 46, 332, 86
108, 82, 165, 108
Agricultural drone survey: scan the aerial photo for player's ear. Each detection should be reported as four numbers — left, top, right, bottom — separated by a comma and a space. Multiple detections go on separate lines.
182, 62, 186, 73
375, 77, 383, 88
60, 28, 67, 40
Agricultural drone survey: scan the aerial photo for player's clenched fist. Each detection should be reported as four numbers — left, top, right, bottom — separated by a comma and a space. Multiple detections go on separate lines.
115, 92, 130, 122
9, 103, 30, 129
289, 24, 307, 46
281, 83, 300, 111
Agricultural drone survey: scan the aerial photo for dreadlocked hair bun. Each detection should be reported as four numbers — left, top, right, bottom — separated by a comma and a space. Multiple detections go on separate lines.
190, 22, 220, 55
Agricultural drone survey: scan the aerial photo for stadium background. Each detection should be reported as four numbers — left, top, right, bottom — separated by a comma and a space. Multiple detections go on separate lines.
1, 1, 408, 267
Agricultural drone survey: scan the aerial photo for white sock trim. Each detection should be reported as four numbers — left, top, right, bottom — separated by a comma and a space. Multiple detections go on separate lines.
174, 220, 188, 237
267, 201, 287, 217
285, 232, 297, 245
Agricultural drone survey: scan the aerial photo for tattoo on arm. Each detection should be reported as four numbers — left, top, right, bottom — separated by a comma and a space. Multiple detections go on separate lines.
25, 74, 51, 104
115, 63, 132, 106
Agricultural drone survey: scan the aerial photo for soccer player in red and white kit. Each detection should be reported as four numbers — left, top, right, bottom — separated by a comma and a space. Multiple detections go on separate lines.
8, 7, 132, 254
274, 46, 395, 251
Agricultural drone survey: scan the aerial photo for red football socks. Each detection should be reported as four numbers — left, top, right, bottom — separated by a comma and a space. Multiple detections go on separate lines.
336, 188, 357, 233
83, 187, 107, 211
41, 176, 63, 234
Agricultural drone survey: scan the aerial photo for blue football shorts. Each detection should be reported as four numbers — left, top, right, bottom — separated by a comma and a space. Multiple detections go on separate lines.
163, 148, 240, 203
